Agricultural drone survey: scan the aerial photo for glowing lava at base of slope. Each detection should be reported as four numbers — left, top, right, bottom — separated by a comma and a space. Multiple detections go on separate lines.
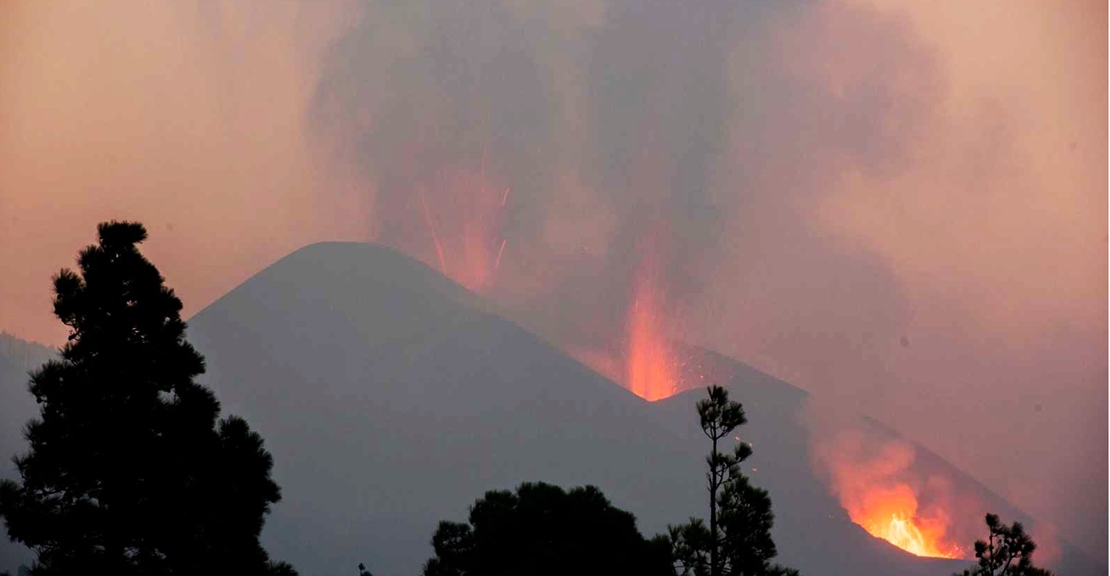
848, 482, 964, 558
816, 431, 965, 559
859, 509, 962, 559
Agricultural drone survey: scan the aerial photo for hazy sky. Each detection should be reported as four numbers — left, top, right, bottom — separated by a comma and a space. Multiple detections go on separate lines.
0, 0, 1105, 559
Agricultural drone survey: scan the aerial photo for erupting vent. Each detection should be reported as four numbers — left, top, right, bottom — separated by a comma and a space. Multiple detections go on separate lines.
816, 430, 967, 559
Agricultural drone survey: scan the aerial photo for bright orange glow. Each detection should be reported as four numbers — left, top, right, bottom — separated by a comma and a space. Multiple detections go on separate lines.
850, 484, 962, 559
625, 266, 679, 401
815, 431, 965, 559
565, 237, 684, 402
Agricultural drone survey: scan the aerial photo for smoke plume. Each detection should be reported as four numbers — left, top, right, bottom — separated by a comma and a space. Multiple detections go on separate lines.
0, 0, 1103, 560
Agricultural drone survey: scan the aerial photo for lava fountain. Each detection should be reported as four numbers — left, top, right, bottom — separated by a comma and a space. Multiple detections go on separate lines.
814, 428, 965, 559
410, 156, 510, 294
564, 233, 688, 401
625, 252, 679, 401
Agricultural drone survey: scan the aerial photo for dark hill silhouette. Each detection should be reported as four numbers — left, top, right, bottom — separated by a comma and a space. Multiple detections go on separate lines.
1, 244, 1099, 575
180, 242, 1094, 576
184, 243, 703, 576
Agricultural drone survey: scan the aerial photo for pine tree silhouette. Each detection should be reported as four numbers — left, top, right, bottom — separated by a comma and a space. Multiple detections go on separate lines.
669, 386, 798, 576
0, 221, 295, 575
954, 514, 1055, 576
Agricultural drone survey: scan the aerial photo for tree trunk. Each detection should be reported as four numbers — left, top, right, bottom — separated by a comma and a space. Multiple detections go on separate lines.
710, 434, 719, 576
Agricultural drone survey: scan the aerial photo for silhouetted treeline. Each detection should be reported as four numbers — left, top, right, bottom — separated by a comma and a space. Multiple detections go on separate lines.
422, 482, 673, 576
0, 222, 294, 575
421, 385, 798, 576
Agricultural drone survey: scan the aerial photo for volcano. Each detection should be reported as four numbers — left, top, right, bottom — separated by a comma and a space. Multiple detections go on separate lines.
0, 244, 1100, 575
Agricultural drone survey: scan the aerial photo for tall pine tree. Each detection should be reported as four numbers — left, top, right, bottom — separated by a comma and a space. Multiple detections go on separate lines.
0, 221, 294, 575
669, 386, 797, 576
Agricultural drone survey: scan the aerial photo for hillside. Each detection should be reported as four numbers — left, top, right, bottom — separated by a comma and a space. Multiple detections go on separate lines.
179, 242, 984, 575
648, 348, 1103, 576
0, 334, 55, 572
184, 243, 705, 575
1, 244, 1096, 575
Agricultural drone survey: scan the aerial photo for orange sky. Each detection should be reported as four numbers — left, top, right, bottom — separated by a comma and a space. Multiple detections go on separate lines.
3, 2, 1101, 349
0, 0, 1105, 560
0, 1, 365, 345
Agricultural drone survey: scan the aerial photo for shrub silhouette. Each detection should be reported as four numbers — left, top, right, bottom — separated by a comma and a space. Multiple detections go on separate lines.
423, 481, 672, 576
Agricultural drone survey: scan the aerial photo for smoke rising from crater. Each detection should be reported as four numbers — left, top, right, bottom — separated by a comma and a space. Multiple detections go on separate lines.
0, 0, 1104, 560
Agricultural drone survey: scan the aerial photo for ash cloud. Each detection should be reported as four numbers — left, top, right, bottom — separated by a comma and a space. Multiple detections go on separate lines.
310, 0, 1106, 559
0, 0, 1103, 562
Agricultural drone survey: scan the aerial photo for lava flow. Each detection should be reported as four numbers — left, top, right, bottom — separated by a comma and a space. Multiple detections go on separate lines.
850, 484, 962, 559
815, 430, 964, 559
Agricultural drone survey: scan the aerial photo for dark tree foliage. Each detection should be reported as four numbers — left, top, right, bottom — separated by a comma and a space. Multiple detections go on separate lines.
422, 481, 673, 576
954, 514, 1055, 576
670, 386, 798, 576
0, 221, 294, 576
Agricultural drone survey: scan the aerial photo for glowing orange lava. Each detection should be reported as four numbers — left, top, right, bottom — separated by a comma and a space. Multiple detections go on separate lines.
850, 484, 962, 558
619, 222, 689, 402
816, 432, 965, 559
567, 241, 682, 402
625, 268, 678, 401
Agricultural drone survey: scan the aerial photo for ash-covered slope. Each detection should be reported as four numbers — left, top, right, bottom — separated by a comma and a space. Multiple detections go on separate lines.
183, 242, 994, 576
0, 334, 56, 572
644, 349, 967, 576
648, 348, 1103, 576
3, 243, 1089, 575
185, 243, 700, 576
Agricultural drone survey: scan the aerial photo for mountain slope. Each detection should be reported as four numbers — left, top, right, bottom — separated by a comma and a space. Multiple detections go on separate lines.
1, 244, 1094, 575
181, 242, 989, 576
646, 350, 970, 576
0, 334, 55, 573
648, 347, 1103, 576
186, 242, 706, 575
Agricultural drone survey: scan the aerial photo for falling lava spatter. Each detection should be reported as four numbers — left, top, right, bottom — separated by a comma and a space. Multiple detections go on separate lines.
410, 158, 510, 294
